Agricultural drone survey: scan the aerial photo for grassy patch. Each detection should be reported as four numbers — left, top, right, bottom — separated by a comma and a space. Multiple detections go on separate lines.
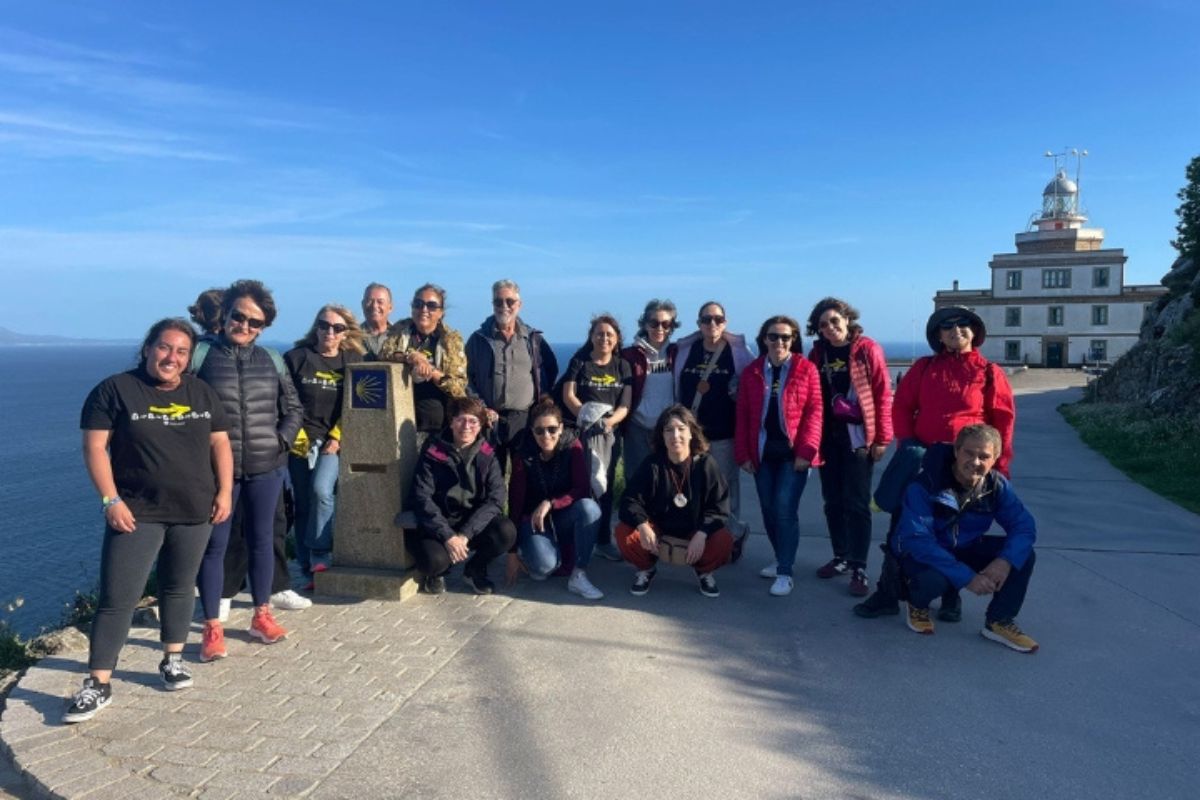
1, 587, 101, 681
1060, 401, 1200, 514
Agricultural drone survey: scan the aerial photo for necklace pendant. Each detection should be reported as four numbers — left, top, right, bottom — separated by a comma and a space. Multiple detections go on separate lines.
696, 379, 710, 394
673, 492, 688, 508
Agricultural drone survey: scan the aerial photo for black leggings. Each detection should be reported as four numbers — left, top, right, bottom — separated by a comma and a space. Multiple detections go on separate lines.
406, 517, 517, 578
89, 521, 211, 671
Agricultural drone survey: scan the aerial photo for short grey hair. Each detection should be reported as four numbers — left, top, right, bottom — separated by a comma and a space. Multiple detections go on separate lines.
637, 298, 680, 336
491, 279, 520, 297
955, 423, 1002, 454
362, 282, 392, 301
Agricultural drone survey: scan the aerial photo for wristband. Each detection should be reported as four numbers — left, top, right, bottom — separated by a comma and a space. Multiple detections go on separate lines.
101, 495, 123, 513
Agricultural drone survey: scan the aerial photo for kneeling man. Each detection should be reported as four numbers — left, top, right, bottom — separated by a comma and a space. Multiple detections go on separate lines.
894, 423, 1038, 653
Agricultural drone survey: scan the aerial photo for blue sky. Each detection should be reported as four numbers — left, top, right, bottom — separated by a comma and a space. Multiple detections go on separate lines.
1, 1, 1196, 348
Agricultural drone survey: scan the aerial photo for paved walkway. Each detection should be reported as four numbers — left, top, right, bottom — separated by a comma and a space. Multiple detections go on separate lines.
3, 380, 1198, 799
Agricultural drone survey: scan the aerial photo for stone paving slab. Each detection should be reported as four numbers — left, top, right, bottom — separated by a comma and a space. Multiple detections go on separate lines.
3, 380, 1198, 799
1, 595, 510, 799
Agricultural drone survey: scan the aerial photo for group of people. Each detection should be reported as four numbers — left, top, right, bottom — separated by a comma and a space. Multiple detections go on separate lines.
63, 278, 1041, 725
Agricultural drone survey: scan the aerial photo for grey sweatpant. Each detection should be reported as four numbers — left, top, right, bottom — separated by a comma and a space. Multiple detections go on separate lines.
88, 521, 211, 671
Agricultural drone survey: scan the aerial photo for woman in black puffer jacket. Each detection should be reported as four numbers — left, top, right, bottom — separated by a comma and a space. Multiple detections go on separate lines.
194, 279, 303, 661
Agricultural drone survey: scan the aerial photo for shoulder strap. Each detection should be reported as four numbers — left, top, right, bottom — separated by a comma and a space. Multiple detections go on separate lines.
190, 340, 210, 374
690, 340, 727, 413
260, 346, 288, 377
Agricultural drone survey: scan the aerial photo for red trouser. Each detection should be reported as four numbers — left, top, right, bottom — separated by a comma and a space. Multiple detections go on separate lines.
615, 522, 734, 574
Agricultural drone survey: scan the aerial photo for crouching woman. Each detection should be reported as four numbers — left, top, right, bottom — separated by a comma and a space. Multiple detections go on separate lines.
409, 396, 517, 595
616, 404, 733, 598
505, 397, 605, 599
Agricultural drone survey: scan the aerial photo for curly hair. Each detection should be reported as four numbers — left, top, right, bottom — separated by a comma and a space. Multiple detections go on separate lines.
805, 297, 863, 341
222, 279, 277, 328
586, 313, 624, 352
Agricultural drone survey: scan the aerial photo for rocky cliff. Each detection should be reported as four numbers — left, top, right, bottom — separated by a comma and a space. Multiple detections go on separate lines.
1090, 256, 1200, 417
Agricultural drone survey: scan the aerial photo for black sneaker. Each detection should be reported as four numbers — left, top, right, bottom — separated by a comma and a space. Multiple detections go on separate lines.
630, 569, 656, 596
62, 677, 112, 724
697, 572, 720, 598
937, 591, 962, 623
158, 654, 194, 691
463, 571, 494, 595
853, 589, 900, 618
424, 574, 446, 595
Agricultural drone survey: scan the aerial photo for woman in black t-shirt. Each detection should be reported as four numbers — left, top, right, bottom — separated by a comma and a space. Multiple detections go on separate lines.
672, 301, 755, 554
65, 319, 233, 724
562, 314, 633, 559
285, 304, 366, 580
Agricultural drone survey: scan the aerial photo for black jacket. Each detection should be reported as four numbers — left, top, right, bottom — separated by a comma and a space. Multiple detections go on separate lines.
195, 340, 303, 478
465, 316, 558, 410
620, 452, 730, 539
411, 432, 505, 542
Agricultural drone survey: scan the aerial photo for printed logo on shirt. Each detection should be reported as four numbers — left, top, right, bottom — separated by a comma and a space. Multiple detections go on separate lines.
303, 370, 343, 390
581, 373, 619, 388
132, 404, 212, 426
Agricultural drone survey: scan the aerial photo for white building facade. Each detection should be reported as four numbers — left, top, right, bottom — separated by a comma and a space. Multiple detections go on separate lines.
934, 167, 1166, 367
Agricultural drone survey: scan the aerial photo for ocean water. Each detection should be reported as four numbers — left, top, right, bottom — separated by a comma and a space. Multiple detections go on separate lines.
1, 345, 137, 636
0, 337, 918, 635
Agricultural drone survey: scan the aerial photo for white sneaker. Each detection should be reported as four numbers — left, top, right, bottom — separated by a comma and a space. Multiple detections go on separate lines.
759, 563, 778, 579
218, 598, 231, 623
270, 590, 312, 611
769, 575, 794, 596
567, 570, 604, 601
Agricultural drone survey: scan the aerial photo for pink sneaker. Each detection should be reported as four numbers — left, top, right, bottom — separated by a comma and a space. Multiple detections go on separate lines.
249, 607, 288, 644
200, 621, 227, 662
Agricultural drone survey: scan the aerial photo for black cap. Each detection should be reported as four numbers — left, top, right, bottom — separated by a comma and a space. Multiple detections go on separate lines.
926, 306, 986, 352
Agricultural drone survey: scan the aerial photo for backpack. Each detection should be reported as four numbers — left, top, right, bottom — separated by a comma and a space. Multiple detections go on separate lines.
190, 339, 288, 378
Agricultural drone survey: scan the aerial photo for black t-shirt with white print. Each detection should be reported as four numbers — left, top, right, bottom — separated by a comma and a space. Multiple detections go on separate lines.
679, 344, 736, 440
565, 356, 632, 410
284, 347, 347, 440
80, 370, 229, 524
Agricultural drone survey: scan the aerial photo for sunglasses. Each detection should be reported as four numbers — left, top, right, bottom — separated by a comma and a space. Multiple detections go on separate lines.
698, 315, 726, 326
938, 319, 972, 330
646, 319, 675, 330
766, 332, 794, 343
492, 297, 519, 308
532, 425, 561, 436
412, 300, 442, 311
317, 320, 348, 334
229, 310, 266, 329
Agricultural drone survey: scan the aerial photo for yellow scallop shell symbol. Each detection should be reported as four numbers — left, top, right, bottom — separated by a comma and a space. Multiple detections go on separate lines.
354, 373, 383, 405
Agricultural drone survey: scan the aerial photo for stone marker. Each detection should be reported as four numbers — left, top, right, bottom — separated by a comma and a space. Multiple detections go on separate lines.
315, 361, 420, 601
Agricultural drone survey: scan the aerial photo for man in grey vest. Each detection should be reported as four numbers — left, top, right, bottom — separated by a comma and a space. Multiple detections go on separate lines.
465, 279, 558, 471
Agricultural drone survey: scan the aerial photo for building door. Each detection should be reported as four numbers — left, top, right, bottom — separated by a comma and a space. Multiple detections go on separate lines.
1045, 340, 1064, 367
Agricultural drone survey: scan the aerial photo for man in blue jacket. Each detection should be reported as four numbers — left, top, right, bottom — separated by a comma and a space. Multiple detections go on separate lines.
893, 423, 1038, 653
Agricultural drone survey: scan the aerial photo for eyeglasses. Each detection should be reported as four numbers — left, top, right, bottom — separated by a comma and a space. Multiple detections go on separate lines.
492, 297, 519, 308
229, 311, 266, 329
698, 315, 726, 326
532, 425, 561, 436
646, 319, 675, 330
317, 320, 348, 334
766, 332, 793, 343
938, 319, 972, 331
452, 415, 482, 427
412, 300, 443, 311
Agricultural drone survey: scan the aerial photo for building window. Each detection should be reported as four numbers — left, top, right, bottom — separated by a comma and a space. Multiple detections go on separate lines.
1048, 306, 1064, 326
1093, 267, 1110, 288
1006, 271, 1022, 290
1005, 307, 1021, 327
1089, 340, 1108, 362
1005, 341, 1021, 362
1092, 305, 1109, 325
1042, 269, 1072, 288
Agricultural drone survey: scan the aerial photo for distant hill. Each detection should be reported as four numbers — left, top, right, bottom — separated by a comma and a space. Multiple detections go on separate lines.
0, 327, 135, 346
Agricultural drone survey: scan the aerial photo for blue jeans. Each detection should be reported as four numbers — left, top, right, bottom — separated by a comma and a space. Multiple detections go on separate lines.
288, 452, 339, 571
517, 498, 602, 576
753, 459, 810, 577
